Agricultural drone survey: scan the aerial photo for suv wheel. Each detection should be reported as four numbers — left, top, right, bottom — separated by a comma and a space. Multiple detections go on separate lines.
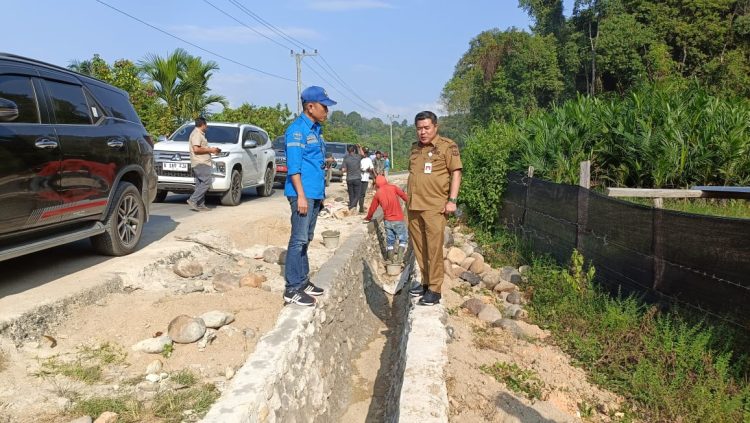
91, 182, 145, 256
154, 189, 168, 203
257, 166, 274, 197
221, 169, 242, 206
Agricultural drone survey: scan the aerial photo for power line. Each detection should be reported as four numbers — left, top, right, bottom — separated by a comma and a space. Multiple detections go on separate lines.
95, 0, 295, 82
225, 1, 388, 116
202, 0, 292, 51
228, 0, 312, 51
302, 61, 384, 117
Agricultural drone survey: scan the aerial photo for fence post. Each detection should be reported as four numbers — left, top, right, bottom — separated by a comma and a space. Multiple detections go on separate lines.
576, 161, 591, 252
527, 166, 534, 178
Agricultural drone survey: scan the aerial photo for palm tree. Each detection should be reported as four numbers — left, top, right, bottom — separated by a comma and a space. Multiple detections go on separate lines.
139, 49, 226, 126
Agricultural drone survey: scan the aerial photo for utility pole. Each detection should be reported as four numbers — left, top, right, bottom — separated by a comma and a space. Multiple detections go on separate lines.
291, 49, 318, 115
387, 114, 399, 170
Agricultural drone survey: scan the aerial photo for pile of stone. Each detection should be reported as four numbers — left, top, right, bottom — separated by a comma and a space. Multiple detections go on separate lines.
443, 226, 549, 341
131, 309, 237, 355
171, 245, 288, 293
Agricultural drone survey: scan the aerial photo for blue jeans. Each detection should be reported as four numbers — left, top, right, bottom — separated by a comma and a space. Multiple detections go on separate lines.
384, 220, 407, 248
285, 196, 323, 291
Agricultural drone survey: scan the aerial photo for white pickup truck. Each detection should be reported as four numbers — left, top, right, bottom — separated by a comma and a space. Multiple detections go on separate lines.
153, 122, 276, 205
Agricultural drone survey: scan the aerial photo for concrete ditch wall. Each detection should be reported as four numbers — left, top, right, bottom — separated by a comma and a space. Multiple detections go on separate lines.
202, 226, 386, 422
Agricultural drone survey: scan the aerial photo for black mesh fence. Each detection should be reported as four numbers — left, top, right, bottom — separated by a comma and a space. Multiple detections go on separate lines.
499, 172, 750, 328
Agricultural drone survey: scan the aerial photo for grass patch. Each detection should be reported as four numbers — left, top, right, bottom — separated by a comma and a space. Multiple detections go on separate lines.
480, 361, 546, 400
36, 342, 128, 384
72, 395, 144, 423
152, 384, 219, 422
170, 369, 198, 386
474, 228, 750, 422
451, 284, 472, 297
471, 324, 508, 352
0, 350, 7, 372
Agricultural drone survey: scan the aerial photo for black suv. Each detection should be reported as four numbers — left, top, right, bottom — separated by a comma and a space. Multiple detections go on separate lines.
0, 54, 157, 261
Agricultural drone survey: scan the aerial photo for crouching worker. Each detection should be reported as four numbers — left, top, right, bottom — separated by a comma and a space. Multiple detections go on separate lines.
364, 175, 408, 263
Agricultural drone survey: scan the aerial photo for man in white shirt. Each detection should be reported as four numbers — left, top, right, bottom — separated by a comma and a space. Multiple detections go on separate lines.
359, 147, 374, 213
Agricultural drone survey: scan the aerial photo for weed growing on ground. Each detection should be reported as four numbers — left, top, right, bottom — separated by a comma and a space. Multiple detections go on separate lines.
471, 325, 508, 353
473, 227, 750, 422
71, 395, 144, 422
152, 384, 219, 422
0, 350, 7, 372
161, 343, 174, 359
170, 369, 198, 386
36, 342, 128, 384
480, 361, 546, 400
451, 284, 472, 297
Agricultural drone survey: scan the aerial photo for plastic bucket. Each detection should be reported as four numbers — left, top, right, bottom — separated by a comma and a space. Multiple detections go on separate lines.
386, 263, 401, 276
322, 230, 340, 249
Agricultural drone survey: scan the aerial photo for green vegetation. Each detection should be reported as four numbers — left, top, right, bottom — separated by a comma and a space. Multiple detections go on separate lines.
170, 369, 198, 386
625, 198, 750, 219
37, 342, 127, 384
211, 103, 292, 139
480, 362, 547, 400
72, 396, 144, 422
473, 229, 750, 423
151, 384, 220, 422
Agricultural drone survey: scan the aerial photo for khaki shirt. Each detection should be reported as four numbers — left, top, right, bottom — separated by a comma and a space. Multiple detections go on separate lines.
189, 128, 211, 167
407, 135, 462, 211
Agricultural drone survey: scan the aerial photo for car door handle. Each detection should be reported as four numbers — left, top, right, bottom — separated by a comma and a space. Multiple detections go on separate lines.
34, 138, 58, 149
107, 139, 124, 148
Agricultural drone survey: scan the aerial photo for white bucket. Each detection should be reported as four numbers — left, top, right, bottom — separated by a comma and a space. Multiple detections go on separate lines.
322, 230, 340, 249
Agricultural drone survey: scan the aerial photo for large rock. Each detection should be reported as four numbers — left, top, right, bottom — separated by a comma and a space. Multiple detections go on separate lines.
173, 258, 203, 278
459, 271, 481, 286
460, 243, 475, 257
481, 269, 503, 289
263, 247, 286, 264
461, 298, 485, 316
199, 310, 235, 328
443, 260, 453, 279
519, 265, 531, 275
493, 281, 518, 293
213, 273, 240, 292
492, 319, 549, 340
168, 315, 207, 344
94, 412, 118, 423
503, 304, 524, 319
477, 305, 503, 323
501, 266, 523, 284
131, 335, 172, 354
240, 272, 267, 288
459, 257, 476, 270
446, 247, 466, 265
451, 265, 464, 278
68, 417, 93, 423
506, 291, 523, 305
443, 227, 454, 248
469, 255, 485, 274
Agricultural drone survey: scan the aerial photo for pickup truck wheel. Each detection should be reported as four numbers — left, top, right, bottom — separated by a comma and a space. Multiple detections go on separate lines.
256, 166, 274, 197
91, 182, 145, 256
221, 169, 242, 206
154, 189, 168, 203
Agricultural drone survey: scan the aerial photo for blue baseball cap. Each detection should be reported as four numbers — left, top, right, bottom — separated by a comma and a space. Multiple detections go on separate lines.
301, 86, 337, 106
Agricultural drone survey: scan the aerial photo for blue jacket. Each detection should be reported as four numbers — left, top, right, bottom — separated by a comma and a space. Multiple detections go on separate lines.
284, 114, 326, 199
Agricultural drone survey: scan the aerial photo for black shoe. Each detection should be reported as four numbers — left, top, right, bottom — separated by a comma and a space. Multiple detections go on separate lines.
283, 288, 315, 306
409, 284, 428, 297
418, 290, 442, 306
303, 281, 324, 296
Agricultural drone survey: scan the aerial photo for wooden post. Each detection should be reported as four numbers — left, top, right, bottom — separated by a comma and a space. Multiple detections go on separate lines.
527, 166, 535, 178
579, 160, 591, 189
653, 198, 663, 208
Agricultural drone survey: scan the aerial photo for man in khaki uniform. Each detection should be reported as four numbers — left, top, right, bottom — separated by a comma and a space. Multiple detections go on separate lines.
407, 111, 462, 305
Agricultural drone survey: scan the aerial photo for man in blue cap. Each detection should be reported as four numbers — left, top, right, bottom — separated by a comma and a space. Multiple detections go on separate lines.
283, 86, 337, 306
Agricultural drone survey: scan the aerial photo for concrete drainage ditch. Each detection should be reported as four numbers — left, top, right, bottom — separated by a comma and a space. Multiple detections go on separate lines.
202, 219, 449, 423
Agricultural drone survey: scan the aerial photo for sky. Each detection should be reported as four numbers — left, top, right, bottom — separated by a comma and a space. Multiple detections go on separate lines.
4, 0, 575, 120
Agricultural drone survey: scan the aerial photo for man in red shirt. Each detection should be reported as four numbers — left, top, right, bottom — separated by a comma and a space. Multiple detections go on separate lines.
364, 175, 409, 262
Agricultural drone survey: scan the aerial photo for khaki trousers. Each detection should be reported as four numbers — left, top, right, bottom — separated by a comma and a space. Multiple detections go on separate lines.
408, 209, 446, 293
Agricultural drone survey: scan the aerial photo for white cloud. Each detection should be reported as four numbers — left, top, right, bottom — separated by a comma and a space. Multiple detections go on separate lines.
169, 25, 321, 44
307, 1, 394, 11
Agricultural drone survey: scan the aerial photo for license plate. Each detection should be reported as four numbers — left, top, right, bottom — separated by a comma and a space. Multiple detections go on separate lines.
163, 162, 188, 172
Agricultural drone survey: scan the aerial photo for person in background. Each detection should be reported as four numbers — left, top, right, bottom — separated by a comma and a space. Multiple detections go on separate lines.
187, 117, 220, 211
384, 153, 391, 176
359, 147, 374, 213
373, 150, 386, 177
364, 175, 408, 263
406, 111, 463, 306
282, 86, 336, 307
341, 145, 362, 212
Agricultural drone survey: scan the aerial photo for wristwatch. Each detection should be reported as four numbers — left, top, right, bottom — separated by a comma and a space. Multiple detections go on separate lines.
447, 197, 458, 203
